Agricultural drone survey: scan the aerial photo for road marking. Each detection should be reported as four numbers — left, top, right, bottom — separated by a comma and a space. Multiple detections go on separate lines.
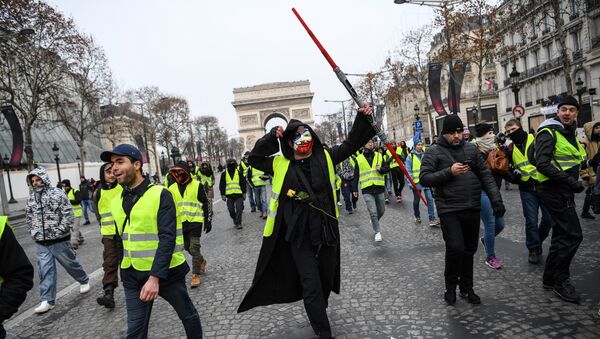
4, 266, 104, 330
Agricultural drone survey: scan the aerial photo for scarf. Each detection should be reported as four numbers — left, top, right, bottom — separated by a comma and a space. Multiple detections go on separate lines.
476, 132, 497, 154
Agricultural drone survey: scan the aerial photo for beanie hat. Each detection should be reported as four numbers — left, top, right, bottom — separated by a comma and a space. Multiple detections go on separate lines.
61, 179, 71, 187
172, 161, 192, 174
442, 114, 464, 134
475, 123, 493, 138
557, 95, 580, 110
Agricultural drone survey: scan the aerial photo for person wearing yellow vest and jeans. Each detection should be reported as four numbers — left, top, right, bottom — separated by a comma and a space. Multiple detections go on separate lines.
168, 161, 211, 288
92, 163, 123, 309
405, 140, 438, 226
238, 104, 375, 339
61, 179, 84, 249
101, 144, 202, 339
534, 96, 600, 304
219, 159, 247, 229
353, 138, 390, 242
247, 165, 269, 219
504, 119, 552, 265
0, 216, 34, 338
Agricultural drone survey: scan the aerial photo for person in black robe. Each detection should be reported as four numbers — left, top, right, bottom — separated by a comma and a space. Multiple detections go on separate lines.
237, 104, 376, 338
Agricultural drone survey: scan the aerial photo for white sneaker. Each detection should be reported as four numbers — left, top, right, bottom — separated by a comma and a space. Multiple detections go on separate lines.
80, 283, 90, 294
337, 201, 342, 206
374, 232, 382, 242
34, 301, 55, 314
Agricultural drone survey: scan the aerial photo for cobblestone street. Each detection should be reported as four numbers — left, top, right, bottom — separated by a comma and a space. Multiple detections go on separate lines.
5, 181, 600, 338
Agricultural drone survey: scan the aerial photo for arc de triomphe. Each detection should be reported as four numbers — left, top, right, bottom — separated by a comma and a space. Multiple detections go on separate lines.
232, 80, 314, 151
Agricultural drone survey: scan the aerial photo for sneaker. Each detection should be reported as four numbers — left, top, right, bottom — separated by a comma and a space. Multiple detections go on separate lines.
337, 201, 343, 206
80, 283, 90, 294
347, 210, 353, 215
352, 201, 357, 209
83, 220, 90, 225
553, 280, 581, 303
396, 196, 403, 203
235, 223, 243, 229
415, 217, 421, 224
485, 256, 502, 270
34, 301, 55, 314
374, 232, 382, 242
459, 289, 481, 305
385, 198, 390, 204
528, 248, 541, 264
581, 212, 595, 220
444, 290, 456, 305
250, 208, 256, 213
429, 219, 440, 227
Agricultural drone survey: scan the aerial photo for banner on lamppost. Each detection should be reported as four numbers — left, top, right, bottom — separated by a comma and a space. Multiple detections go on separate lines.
133, 135, 149, 163
0, 105, 24, 166
428, 63, 448, 116
448, 61, 466, 114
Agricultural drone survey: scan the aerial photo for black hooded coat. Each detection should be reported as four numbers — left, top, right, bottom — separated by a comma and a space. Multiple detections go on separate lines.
237, 113, 376, 313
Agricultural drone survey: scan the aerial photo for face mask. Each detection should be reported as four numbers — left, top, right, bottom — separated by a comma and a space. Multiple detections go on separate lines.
33, 186, 44, 193
293, 127, 313, 154
507, 127, 527, 144
170, 168, 191, 185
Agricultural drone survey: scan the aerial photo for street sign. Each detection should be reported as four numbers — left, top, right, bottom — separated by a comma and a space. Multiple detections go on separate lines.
512, 104, 525, 118
414, 120, 423, 132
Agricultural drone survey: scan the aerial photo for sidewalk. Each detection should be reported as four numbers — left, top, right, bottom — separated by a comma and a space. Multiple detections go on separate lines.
5, 197, 27, 224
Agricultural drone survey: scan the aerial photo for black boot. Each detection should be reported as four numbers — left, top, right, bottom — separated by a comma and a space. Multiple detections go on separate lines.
459, 288, 481, 305
582, 192, 594, 219
97, 285, 115, 309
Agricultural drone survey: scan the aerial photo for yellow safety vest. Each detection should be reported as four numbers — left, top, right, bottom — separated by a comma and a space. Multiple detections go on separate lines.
98, 185, 124, 236
67, 189, 83, 218
168, 180, 205, 224
356, 152, 385, 189
198, 172, 214, 187
536, 128, 586, 182
386, 147, 402, 168
249, 167, 268, 187
263, 149, 339, 237
409, 153, 422, 184
225, 169, 242, 195
0, 216, 11, 285
112, 185, 185, 271
512, 134, 538, 182
335, 175, 341, 190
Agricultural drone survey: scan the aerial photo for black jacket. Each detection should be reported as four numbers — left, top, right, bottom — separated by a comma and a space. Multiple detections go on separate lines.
79, 180, 93, 200
0, 224, 34, 324
420, 135, 503, 215
219, 166, 247, 198
238, 112, 376, 313
534, 118, 589, 191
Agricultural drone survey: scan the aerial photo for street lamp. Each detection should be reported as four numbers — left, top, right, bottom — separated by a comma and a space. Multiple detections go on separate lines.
2, 154, 17, 203
324, 99, 350, 139
170, 147, 181, 165
75, 155, 81, 177
392, 127, 397, 142
52, 142, 62, 182
575, 77, 587, 105
394, 0, 462, 114
509, 64, 521, 106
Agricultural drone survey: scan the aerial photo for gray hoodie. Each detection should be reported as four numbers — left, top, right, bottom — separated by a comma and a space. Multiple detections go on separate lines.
26, 167, 73, 243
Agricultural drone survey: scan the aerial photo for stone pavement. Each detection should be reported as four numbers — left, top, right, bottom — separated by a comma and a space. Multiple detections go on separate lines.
4, 182, 600, 338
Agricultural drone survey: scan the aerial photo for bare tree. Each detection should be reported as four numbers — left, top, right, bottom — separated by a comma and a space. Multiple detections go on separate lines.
0, 0, 85, 169
55, 36, 112, 176
192, 115, 219, 162
153, 96, 191, 153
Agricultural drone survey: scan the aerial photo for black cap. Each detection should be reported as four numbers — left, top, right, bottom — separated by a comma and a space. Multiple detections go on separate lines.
100, 144, 143, 164
442, 114, 464, 134
557, 95, 579, 110
172, 161, 191, 174
475, 123, 493, 138
61, 179, 71, 186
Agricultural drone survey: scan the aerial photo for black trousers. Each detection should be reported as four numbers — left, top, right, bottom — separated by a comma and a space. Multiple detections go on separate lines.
391, 167, 405, 197
290, 237, 332, 338
538, 186, 583, 286
439, 210, 480, 291
226, 196, 244, 225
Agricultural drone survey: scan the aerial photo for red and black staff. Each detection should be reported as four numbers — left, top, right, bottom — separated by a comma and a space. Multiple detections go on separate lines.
291, 7, 427, 206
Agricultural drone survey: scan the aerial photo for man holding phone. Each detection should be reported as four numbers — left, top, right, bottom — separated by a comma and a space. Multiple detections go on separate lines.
420, 114, 505, 306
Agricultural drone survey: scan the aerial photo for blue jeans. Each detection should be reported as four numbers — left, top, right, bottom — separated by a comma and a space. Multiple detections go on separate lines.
81, 199, 95, 222
253, 185, 267, 213
123, 271, 202, 339
341, 180, 353, 212
36, 240, 89, 303
363, 192, 385, 233
247, 184, 256, 210
412, 187, 436, 220
480, 191, 505, 259
520, 190, 552, 250
385, 174, 393, 194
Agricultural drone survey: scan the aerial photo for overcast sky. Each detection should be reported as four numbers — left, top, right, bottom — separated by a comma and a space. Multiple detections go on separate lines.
49, 0, 437, 137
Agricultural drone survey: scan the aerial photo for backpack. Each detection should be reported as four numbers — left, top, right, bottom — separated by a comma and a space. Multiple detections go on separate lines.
486, 149, 509, 173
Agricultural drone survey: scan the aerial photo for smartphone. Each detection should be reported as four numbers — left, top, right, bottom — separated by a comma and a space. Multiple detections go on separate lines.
461, 160, 473, 166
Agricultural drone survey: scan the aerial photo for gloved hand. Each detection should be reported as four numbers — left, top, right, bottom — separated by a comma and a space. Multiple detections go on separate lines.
512, 169, 522, 180
492, 203, 506, 218
221, 195, 226, 202
571, 180, 585, 193
204, 221, 212, 233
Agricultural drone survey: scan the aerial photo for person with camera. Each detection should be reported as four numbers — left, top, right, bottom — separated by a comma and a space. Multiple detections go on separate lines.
420, 114, 505, 306
534, 96, 600, 304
